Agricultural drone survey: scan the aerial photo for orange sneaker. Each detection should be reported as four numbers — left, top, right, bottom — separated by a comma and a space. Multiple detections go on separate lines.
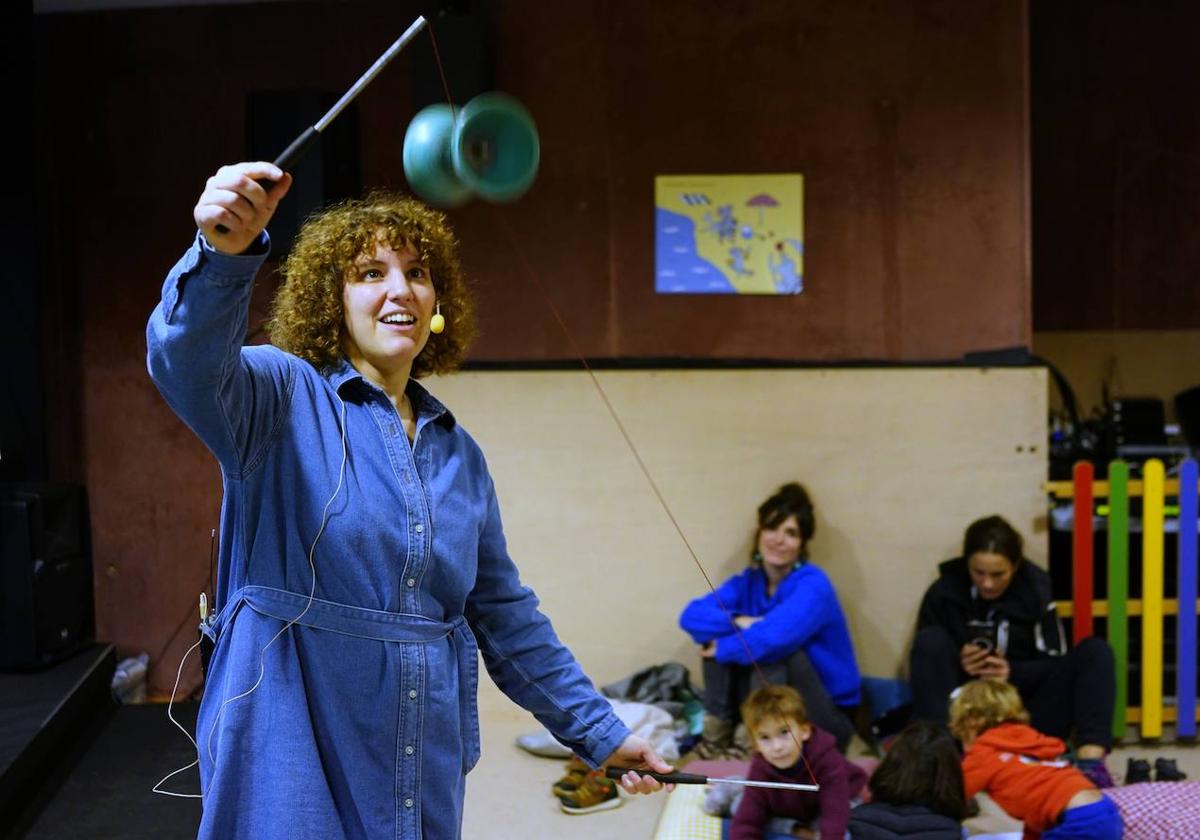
550, 756, 590, 799
557, 774, 622, 815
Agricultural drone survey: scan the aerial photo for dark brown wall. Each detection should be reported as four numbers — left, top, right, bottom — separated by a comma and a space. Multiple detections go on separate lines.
1032, 0, 1200, 330
33, 0, 1030, 692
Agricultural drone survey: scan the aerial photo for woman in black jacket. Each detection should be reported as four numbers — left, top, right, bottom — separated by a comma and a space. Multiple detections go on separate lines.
908, 515, 1116, 787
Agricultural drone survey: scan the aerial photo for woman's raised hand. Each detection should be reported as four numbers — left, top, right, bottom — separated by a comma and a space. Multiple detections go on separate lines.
193, 162, 292, 255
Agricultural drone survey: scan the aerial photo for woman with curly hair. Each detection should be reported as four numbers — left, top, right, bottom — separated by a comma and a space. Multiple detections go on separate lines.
147, 161, 670, 839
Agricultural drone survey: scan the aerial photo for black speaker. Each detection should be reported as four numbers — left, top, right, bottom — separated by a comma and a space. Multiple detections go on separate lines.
1105, 397, 1167, 449
1176, 385, 1200, 448
0, 483, 94, 670
246, 90, 362, 258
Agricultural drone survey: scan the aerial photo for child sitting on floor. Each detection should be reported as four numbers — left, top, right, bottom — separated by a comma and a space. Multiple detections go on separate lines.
949, 679, 1121, 840
847, 720, 967, 839
731, 684, 867, 840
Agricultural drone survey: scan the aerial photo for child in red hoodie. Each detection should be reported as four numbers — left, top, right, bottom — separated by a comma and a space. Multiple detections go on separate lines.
731, 684, 867, 840
949, 679, 1121, 840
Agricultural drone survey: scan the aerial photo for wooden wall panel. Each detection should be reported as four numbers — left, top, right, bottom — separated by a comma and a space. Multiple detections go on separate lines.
426, 367, 1048, 704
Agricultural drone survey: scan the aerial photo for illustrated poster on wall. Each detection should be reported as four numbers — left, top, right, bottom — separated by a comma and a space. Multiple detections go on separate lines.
655, 174, 804, 295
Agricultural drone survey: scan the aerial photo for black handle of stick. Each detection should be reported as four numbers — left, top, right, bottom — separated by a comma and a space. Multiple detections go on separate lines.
213, 125, 320, 234
208, 15, 425, 237
604, 767, 708, 785
273, 124, 320, 172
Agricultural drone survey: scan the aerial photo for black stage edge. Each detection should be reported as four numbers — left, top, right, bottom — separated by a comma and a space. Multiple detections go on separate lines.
0, 644, 116, 835
15, 702, 203, 839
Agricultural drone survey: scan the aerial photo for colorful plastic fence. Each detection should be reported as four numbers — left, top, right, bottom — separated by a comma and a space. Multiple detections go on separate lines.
1047, 458, 1199, 741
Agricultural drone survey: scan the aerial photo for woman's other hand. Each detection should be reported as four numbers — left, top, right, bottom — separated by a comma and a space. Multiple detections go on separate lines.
976, 653, 1010, 682
605, 735, 675, 794
699, 641, 716, 658
733, 615, 761, 630
194, 162, 292, 255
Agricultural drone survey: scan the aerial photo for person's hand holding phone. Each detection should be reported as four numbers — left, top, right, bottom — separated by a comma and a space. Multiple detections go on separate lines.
960, 642, 991, 676
976, 652, 1010, 681
960, 643, 1010, 681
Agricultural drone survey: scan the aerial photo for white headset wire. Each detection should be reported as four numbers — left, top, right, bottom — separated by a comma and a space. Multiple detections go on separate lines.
153, 395, 349, 797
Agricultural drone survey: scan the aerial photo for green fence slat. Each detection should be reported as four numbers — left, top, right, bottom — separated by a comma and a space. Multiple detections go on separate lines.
1108, 460, 1129, 738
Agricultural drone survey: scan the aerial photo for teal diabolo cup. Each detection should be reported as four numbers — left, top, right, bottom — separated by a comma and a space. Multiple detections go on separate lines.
449, 93, 540, 202
403, 103, 473, 208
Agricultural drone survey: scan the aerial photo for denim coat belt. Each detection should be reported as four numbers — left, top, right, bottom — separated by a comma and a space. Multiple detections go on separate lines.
209, 584, 482, 771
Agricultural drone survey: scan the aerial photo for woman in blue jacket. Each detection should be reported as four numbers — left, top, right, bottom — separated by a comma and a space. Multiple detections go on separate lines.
680, 482, 861, 754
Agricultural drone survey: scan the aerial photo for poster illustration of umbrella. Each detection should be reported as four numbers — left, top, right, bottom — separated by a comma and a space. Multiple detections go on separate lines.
654, 174, 803, 295
747, 192, 779, 226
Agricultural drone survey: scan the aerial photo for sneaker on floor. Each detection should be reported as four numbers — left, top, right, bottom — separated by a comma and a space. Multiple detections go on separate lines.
1124, 757, 1152, 785
515, 729, 573, 759
691, 716, 737, 760
690, 737, 734, 761
733, 722, 753, 755
551, 757, 590, 799
558, 775, 622, 815
1154, 757, 1188, 782
1076, 758, 1115, 789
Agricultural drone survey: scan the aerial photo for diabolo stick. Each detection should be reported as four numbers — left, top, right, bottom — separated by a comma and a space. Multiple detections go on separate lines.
604, 767, 819, 792
215, 16, 428, 233
270, 15, 428, 172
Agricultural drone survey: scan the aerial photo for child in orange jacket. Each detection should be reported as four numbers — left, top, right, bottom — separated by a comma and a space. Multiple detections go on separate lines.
948, 679, 1121, 840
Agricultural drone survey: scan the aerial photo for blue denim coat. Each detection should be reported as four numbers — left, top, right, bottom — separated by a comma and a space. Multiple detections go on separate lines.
147, 234, 629, 839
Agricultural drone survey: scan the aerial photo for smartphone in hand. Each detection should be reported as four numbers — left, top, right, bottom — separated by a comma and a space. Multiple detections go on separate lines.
966, 619, 998, 654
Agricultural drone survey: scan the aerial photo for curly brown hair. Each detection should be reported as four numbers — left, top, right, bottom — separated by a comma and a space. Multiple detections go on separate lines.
269, 191, 477, 378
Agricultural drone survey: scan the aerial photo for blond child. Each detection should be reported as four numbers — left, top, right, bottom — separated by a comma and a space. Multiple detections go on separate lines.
949, 680, 1121, 840
731, 684, 867, 840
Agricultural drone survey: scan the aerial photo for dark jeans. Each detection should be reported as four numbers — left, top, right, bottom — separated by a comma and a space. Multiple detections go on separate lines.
702, 648, 858, 752
909, 625, 1116, 750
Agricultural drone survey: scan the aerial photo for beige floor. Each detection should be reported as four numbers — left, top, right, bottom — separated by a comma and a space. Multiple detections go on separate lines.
463, 707, 663, 838
463, 699, 1200, 839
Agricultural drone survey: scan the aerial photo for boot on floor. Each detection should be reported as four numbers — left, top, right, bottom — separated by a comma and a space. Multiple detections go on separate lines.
1154, 757, 1188, 782
692, 715, 735, 760
1124, 757, 1151, 785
